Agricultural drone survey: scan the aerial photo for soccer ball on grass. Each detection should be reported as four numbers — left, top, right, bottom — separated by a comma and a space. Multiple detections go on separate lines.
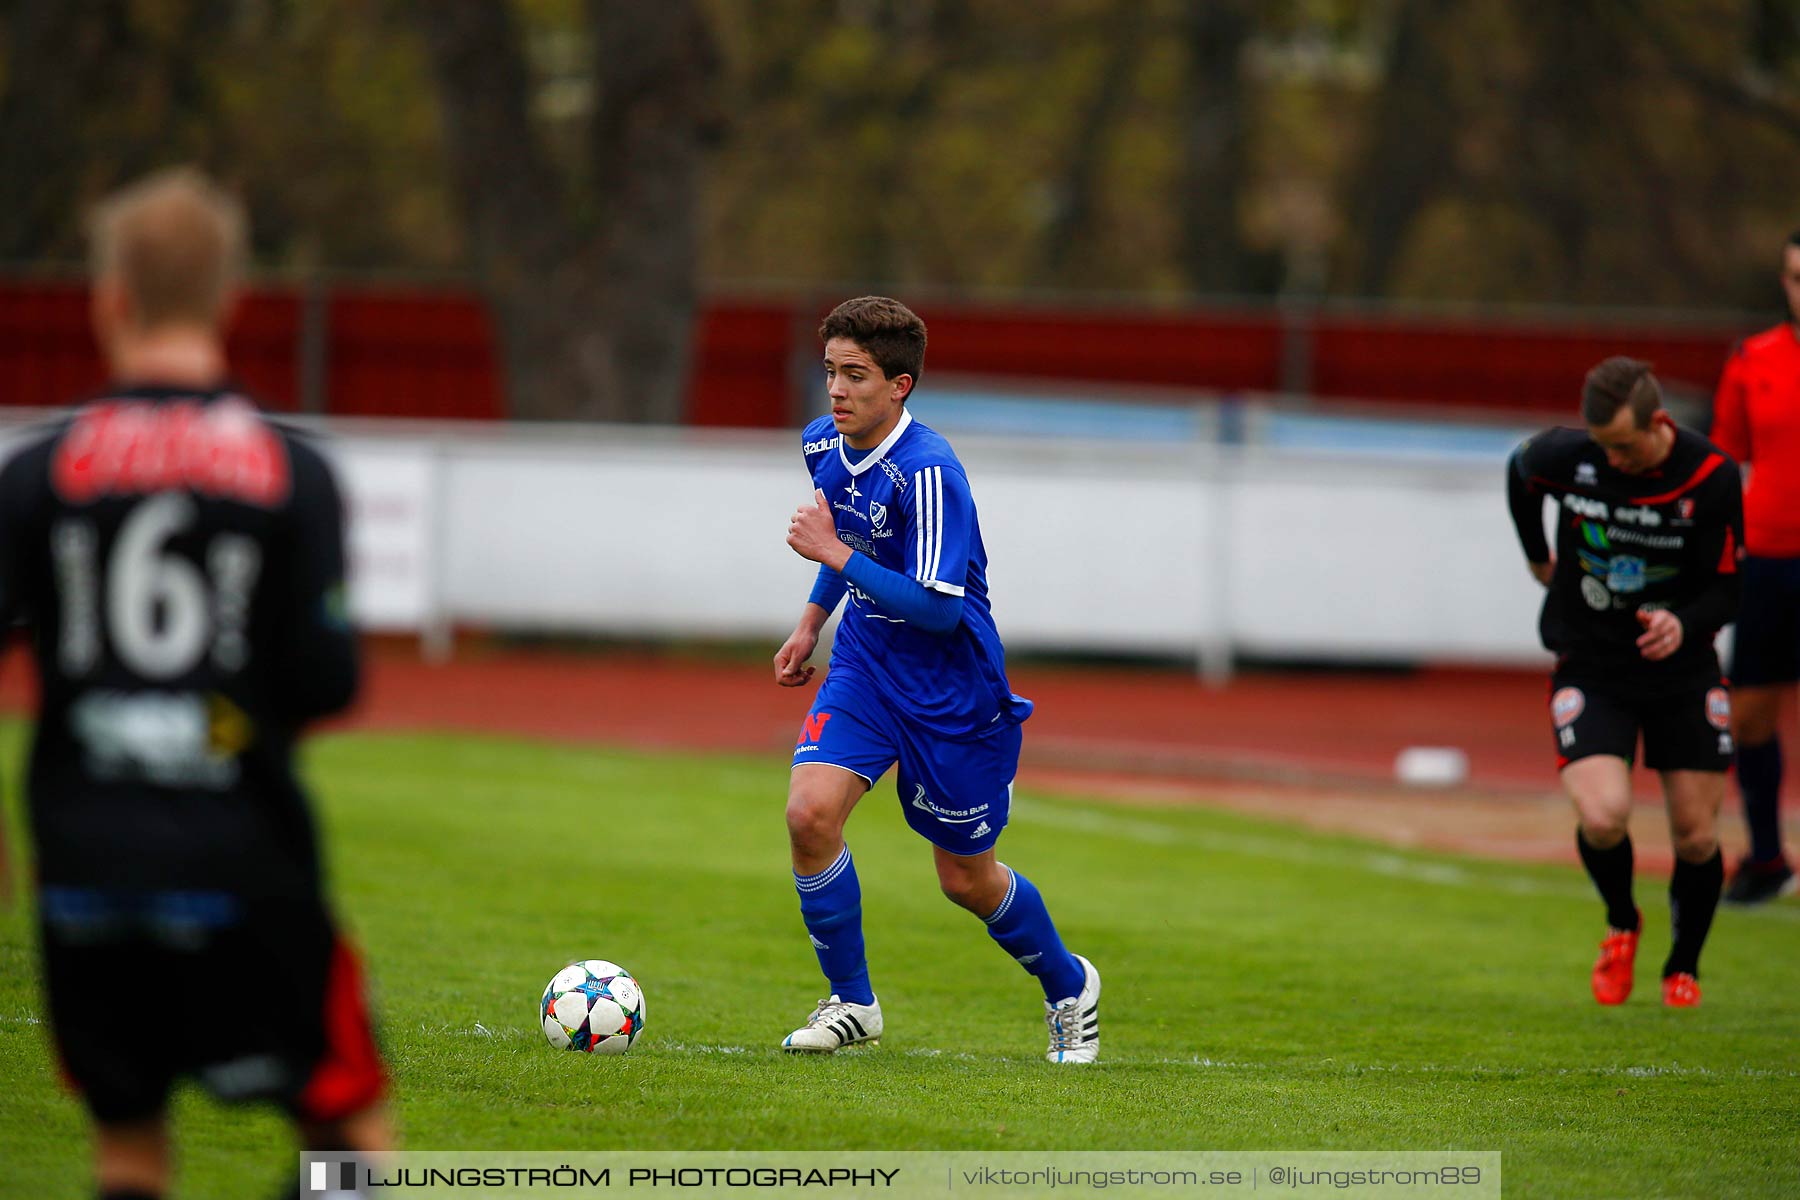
540, 960, 645, 1055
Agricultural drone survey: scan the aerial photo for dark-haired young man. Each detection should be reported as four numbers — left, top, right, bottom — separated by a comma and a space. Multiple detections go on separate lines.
1, 169, 389, 1198
774, 296, 1099, 1062
1507, 357, 1744, 1008
1709, 231, 1800, 905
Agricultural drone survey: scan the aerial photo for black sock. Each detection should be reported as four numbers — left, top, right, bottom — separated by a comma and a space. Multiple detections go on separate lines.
1664, 848, 1725, 978
100, 1191, 161, 1200
1577, 829, 1638, 931
1736, 739, 1785, 865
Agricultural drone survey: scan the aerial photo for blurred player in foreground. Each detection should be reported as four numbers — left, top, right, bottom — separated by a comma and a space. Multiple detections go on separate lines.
773, 296, 1099, 1062
1708, 231, 1800, 905
1507, 358, 1743, 1007
0, 169, 388, 1198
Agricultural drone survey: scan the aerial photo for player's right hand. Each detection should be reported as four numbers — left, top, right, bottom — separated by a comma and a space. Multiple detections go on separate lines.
1634, 607, 1684, 661
774, 633, 818, 687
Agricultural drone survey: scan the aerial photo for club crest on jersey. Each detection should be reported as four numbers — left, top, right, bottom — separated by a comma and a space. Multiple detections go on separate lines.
1705, 688, 1731, 730
1580, 576, 1610, 610
1604, 555, 1646, 593
1577, 550, 1677, 598
1551, 687, 1585, 729
52, 397, 289, 507
870, 501, 887, 530
1676, 498, 1696, 521
1575, 462, 1598, 485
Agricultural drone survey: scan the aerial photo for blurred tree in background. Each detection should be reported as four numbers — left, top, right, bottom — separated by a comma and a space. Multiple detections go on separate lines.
416, 0, 722, 421
2, 0, 1800, 417
0, 0, 456, 271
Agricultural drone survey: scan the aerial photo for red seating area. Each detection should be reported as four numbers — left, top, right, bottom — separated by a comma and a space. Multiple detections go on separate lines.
326, 289, 502, 420
1307, 314, 1737, 411
919, 303, 1288, 393
0, 278, 1748, 425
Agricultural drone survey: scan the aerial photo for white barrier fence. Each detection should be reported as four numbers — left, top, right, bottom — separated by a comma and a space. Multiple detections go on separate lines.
0, 414, 1552, 670
313, 420, 1549, 671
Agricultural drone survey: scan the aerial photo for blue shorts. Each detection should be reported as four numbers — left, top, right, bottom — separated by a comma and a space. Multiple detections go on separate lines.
791, 672, 1021, 856
1730, 555, 1800, 688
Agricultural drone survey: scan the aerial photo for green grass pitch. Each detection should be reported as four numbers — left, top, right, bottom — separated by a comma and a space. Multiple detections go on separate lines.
2, 726, 1798, 1198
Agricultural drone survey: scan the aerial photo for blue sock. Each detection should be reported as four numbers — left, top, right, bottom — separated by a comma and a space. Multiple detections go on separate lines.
794, 846, 874, 1005
1737, 738, 1785, 864
983, 865, 1084, 1003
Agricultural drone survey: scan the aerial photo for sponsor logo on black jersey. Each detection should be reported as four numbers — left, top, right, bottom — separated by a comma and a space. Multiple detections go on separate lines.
53, 397, 289, 507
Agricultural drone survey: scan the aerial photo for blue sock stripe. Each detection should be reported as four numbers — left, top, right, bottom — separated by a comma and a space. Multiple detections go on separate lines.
983, 866, 1019, 926
794, 846, 853, 893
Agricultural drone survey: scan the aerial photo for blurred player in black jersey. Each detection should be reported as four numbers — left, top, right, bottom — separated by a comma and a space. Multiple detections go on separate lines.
1507, 358, 1744, 1009
0, 169, 388, 1198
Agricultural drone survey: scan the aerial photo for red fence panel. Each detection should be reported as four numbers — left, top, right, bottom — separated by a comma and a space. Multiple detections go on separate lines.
0, 281, 300, 410
685, 301, 795, 427
0, 282, 101, 407
229, 290, 302, 410
1310, 314, 1739, 412
0, 276, 1763, 424
327, 290, 502, 420
916, 304, 1288, 393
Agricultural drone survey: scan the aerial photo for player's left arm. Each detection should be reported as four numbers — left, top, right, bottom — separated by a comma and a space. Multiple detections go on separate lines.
1643, 464, 1745, 661
275, 444, 361, 722
786, 486, 963, 634
858, 461, 976, 635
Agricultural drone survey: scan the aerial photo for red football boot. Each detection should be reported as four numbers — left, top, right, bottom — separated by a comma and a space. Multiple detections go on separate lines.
1591, 909, 1641, 1005
1661, 972, 1701, 1008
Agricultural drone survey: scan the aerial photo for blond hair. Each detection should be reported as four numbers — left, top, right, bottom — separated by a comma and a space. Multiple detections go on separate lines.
88, 167, 247, 328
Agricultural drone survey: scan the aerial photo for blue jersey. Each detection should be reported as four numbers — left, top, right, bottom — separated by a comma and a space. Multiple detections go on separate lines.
802, 409, 1031, 739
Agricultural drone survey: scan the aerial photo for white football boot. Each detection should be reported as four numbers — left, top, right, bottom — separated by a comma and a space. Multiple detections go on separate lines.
1044, 954, 1100, 1063
782, 994, 883, 1053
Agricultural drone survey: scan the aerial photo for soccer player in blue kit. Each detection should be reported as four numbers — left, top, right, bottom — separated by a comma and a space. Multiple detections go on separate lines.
774, 296, 1100, 1063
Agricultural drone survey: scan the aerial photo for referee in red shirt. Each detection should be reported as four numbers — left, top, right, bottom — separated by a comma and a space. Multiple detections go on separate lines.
1710, 231, 1800, 904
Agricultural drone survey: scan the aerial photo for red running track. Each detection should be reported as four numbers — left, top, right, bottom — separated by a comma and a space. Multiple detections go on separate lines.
2, 641, 1791, 870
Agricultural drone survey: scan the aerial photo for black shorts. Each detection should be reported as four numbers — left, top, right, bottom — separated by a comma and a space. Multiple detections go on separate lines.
1548, 667, 1734, 773
38, 887, 385, 1125
1729, 555, 1800, 688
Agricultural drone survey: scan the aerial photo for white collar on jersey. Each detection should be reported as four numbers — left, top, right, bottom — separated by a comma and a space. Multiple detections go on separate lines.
838, 407, 914, 476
